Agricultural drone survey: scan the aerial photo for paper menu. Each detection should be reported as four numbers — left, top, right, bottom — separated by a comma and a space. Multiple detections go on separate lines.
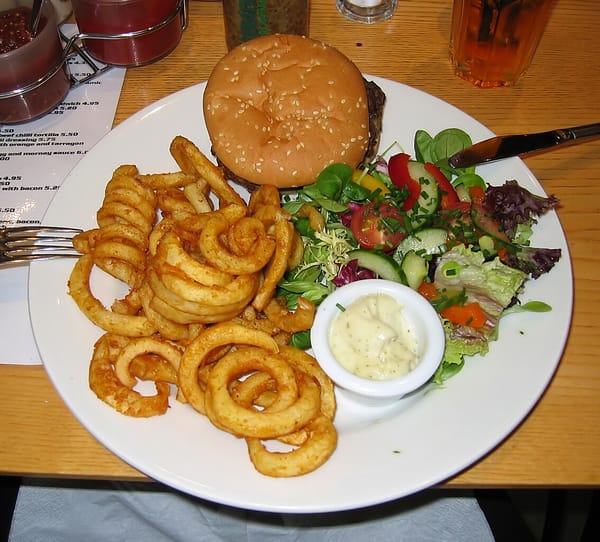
0, 30, 126, 364
0, 61, 124, 225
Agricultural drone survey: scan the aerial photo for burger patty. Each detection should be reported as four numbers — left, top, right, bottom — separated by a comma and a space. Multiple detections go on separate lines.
362, 79, 387, 167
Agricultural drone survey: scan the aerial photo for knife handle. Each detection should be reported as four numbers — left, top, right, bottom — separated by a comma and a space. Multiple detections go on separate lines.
558, 122, 600, 143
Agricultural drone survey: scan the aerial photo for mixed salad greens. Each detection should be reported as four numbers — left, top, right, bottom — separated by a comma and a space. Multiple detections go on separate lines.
276, 128, 561, 384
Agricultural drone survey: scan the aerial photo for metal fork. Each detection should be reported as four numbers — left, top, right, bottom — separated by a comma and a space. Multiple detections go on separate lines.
0, 226, 82, 266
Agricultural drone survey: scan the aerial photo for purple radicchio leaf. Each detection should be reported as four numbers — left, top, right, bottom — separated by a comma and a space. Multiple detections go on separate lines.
333, 259, 376, 287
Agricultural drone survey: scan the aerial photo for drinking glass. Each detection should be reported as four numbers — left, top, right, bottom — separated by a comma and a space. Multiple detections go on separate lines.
336, 0, 397, 24
450, 0, 556, 88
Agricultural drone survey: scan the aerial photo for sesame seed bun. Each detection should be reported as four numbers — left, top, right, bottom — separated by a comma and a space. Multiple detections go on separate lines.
203, 34, 370, 188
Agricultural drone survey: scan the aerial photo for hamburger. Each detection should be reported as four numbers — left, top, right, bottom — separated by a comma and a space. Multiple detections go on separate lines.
203, 34, 385, 188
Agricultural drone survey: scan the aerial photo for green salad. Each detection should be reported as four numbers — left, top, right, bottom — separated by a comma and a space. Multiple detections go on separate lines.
276, 128, 561, 384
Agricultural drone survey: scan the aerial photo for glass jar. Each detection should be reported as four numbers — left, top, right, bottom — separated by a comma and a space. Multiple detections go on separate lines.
70, 0, 186, 66
0, 0, 70, 124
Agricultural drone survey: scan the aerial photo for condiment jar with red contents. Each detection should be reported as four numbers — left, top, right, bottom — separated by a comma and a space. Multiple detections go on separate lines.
70, 0, 186, 67
0, 0, 70, 124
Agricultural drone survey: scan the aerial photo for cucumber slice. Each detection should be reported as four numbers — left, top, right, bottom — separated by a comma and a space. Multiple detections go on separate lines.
406, 161, 439, 226
401, 251, 428, 290
394, 228, 448, 260
347, 249, 405, 283
455, 184, 471, 202
478, 235, 497, 257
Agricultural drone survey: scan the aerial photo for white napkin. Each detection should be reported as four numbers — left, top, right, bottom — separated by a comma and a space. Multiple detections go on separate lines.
9, 480, 495, 542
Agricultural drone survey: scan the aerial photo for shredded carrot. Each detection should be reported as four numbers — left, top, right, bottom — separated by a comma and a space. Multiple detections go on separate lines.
469, 185, 486, 205
417, 280, 438, 301
496, 247, 509, 262
440, 302, 487, 329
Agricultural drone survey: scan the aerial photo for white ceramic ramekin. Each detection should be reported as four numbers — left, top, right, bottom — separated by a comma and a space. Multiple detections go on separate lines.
311, 279, 445, 407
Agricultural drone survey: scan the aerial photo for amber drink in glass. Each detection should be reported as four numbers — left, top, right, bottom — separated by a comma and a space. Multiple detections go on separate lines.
450, 0, 555, 88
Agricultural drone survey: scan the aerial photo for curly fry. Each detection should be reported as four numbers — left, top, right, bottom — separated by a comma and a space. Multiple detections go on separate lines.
97, 167, 157, 237
156, 230, 233, 287
169, 136, 245, 208
287, 229, 304, 271
89, 334, 170, 417
296, 203, 325, 232
70, 136, 341, 477
246, 415, 337, 477
178, 323, 279, 415
263, 296, 316, 333
279, 345, 336, 421
114, 337, 183, 388
69, 255, 156, 337
252, 220, 295, 311
199, 216, 275, 274
156, 187, 198, 221
248, 185, 281, 213
148, 267, 258, 314
136, 171, 198, 190
206, 364, 319, 439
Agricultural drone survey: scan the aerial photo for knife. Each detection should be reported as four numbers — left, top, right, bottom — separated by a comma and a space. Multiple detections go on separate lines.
448, 122, 600, 168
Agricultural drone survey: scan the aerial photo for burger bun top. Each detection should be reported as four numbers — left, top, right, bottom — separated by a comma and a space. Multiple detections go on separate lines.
203, 34, 370, 188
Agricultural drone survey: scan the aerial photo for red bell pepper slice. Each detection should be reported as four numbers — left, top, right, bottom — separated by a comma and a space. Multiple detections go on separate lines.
388, 153, 421, 211
424, 162, 460, 210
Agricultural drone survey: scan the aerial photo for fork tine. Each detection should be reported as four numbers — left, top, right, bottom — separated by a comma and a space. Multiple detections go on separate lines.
0, 225, 82, 265
3, 249, 81, 262
3, 225, 83, 238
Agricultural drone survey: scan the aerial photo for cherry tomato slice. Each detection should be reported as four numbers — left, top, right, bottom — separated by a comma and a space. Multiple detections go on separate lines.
349, 201, 406, 250
388, 153, 421, 211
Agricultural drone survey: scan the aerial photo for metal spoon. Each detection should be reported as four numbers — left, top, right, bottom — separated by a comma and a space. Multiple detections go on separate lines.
29, 0, 44, 38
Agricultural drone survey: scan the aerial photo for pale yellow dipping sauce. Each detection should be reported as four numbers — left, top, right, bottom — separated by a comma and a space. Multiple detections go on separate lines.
329, 293, 419, 381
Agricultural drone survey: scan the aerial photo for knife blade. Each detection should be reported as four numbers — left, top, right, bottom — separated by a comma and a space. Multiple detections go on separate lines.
448, 122, 600, 168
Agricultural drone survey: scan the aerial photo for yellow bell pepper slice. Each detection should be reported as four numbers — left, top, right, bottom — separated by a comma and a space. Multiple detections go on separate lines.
352, 169, 390, 195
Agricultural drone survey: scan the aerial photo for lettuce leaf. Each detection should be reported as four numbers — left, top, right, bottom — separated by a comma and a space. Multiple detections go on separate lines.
432, 321, 489, 384
434, 244, 527, 321
429, 245, 528, 383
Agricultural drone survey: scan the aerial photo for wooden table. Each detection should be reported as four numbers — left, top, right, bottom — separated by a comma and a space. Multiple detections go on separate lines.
1, 0, 599, 490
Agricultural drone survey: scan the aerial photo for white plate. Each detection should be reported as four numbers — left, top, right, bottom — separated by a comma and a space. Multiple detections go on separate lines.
29, 76, 573, 513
